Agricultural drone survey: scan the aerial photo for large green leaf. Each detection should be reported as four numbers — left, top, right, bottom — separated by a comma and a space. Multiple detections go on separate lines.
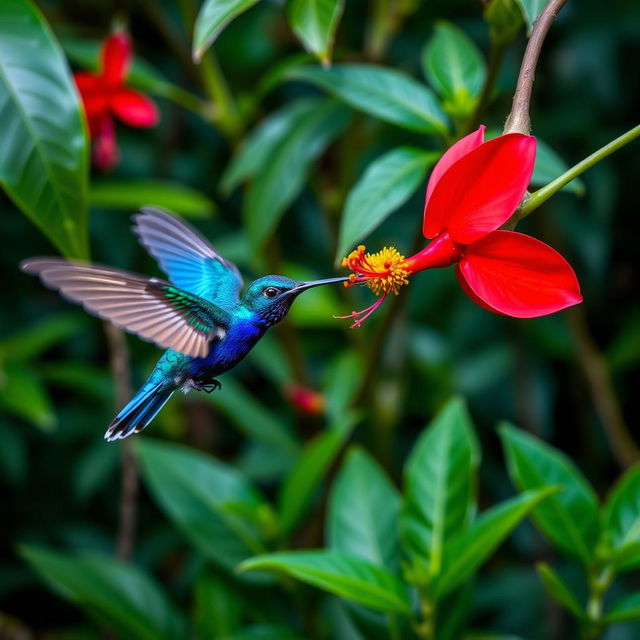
422, 22, 486, 116
0, 0, 89, 259
135, 439, 270, 577
21, 546, 186, 640
289, 65, 448, 134
194, 571, 242, 639
0, 363, 55, 431
286, 0, 344, 66
603, 463, 640, 571
193, 0, 261, 62
220, 98, 321, 194
243, 98, 350, 250
603, 593, 640, 624
499, 424, 600, 563
239, 551, 412, 614
401, 398, 480, 576
434, 487, 557, 598
91, 180, 216, 218
336, 147, 438, 263
277, 423, 353, 536
328, 446, 401, 572
536, 563, 585, 619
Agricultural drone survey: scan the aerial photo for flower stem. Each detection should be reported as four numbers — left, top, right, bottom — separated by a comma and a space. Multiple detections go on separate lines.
521, 124, 640, 217
503, 0, 569, 135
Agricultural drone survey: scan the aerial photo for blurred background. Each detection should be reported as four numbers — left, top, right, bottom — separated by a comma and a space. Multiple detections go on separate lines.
1, 0, 639, 638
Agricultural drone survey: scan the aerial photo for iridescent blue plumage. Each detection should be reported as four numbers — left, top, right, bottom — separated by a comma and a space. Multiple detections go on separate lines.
21, 208, 346, 440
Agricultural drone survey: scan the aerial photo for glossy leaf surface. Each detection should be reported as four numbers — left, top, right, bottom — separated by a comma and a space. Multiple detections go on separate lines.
286, 0, 343, 65
500, 424, 600, 562
0, 0, 88, 258
289, 64, 448, 133
21, 546, 186, 640
328, 446, 401, 571
336, 147, 438, 262
240, 551, 412, 614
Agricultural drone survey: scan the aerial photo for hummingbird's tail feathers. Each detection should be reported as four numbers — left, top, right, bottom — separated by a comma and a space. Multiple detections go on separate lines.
105, 383, 174, 441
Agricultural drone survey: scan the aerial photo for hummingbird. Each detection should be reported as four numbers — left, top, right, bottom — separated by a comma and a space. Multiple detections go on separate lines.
21, 207, 347, 441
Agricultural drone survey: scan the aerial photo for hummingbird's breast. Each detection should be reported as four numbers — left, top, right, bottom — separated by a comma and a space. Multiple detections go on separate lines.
188, 312, 265, 379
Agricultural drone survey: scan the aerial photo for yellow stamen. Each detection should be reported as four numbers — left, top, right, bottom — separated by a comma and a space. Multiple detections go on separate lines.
341, 245, 410, 296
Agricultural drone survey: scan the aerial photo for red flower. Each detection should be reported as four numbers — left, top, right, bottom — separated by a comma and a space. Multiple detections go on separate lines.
285, 384, 325, 415
340, 126, 582, 325
74, 31, 159, 171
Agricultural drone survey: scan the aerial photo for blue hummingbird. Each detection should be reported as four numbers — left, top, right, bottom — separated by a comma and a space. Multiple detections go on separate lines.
21, 208, 347, 441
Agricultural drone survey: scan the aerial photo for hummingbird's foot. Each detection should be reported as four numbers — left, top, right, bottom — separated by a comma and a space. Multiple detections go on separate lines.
189, 378, 222, 393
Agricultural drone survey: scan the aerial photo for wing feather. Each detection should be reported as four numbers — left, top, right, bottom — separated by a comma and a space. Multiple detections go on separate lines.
21, 258, 230, 358
132, 207, 243, 308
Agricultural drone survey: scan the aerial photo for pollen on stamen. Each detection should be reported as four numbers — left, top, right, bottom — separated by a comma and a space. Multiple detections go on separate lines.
341, 245, 410, 296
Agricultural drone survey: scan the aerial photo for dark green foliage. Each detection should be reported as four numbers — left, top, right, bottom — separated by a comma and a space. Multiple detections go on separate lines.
2, 0, 639, 638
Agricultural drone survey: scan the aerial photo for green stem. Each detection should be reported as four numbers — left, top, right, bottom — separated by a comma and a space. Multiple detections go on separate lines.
582, 566, 613, 640
521, 124, 640, 217
387, 613, 401, 640
199, 50, 243, 142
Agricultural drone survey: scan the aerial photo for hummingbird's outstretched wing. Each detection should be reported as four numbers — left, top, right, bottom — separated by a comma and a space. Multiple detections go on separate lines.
132, 207, 243, 310
21, 258, 229, 358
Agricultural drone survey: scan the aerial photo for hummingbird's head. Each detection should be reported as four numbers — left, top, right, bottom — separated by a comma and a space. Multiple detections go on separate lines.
242, 275, 348, 327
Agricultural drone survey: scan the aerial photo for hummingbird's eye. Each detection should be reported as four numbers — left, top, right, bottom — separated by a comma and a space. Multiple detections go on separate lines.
263, 286, 280, 298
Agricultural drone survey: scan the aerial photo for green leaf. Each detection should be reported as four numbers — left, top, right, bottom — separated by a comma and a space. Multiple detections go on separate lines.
322, 350, 363, 423
499, 424, 600, 563
21, 546, 186, 640
286, 0, 344, 66
194, 572, 242, 639
289, 64, 448, 134
0, 0, 89, 259
422, 22, 486, 116
90, 180, 216, 219
483, 0, 524, 46
0, 313, 85, 361
239, 551, 411, 614
193, 0, 261, 62
0, 363, 55, 430
434, 487, 557, 598
401, 398, 480, 576
532, 139, 585, 196
243, 98, 350, 250
515, 0, 547, 32
536, 563, 586, 619
135, 439, 270, 576
221, 98, 321, 194
603, 462, 640, 571
336, 147, 438, 263
73, 443, 120, 502
603, 592, 640, 624
277, 425, 353, 536
207, 376, 299, 456
328, 446, 401, 572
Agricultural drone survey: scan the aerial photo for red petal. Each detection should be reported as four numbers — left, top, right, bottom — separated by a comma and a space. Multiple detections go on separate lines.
423, 125, 485, 232
100, 31, 131, 86
423, 134, 536, 244
74, 72, 108, 129
457, 231, 582, 318
92, 115, 119, 172
111, 90, 159, 127
454, 263, 505, 315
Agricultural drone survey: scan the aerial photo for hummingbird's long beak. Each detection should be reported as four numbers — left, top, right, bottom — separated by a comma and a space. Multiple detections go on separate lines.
287, 276, 349, 295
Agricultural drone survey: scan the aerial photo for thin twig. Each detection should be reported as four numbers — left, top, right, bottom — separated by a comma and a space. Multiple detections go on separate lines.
503, 0, 569, 135
565, 309, 639, 468
104, 323, 139, 561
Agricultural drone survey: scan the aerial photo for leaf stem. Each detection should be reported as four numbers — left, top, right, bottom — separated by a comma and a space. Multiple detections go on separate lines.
503, 0, 569, 135
520, 124, 640, 217
582, 566, 613, 640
